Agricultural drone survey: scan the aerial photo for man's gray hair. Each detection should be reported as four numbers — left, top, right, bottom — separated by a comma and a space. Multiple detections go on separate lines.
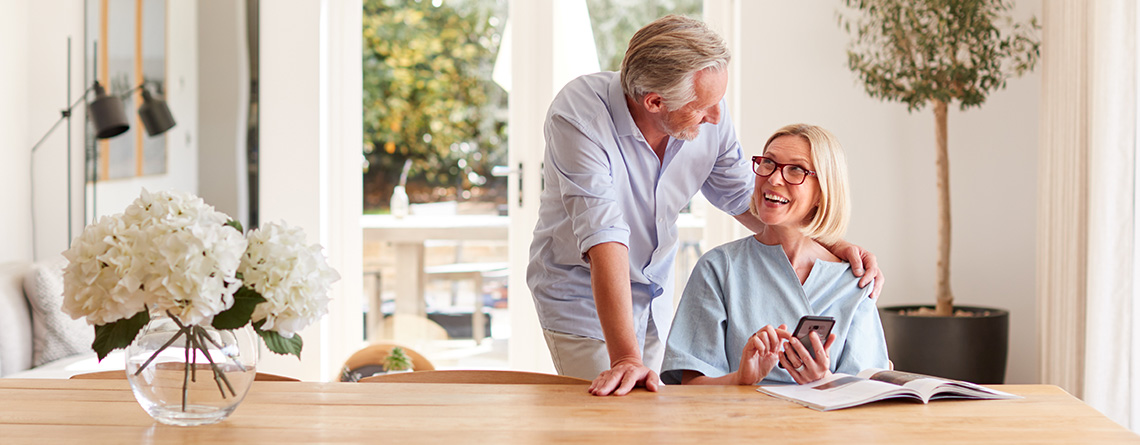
620, 15, 731, 110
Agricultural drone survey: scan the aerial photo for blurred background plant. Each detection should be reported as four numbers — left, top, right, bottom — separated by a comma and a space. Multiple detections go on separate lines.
362, 0, 508, 213
384, 346, 414, 372
584, 0, 700, 71
361, 0, 700, 214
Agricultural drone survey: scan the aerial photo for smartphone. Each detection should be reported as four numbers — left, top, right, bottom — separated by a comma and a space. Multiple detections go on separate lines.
792, 315, 835, 360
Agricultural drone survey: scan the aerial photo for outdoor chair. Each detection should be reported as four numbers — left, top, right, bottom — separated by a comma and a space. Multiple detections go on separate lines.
341, 342, 435, 382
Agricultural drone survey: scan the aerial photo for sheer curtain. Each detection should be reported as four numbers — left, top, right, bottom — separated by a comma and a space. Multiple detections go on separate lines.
1039, 0, 1137, 430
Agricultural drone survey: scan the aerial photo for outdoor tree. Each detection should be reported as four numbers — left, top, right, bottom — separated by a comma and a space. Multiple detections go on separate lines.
585, 0, 701, 71
840, 0, 1039, 315
362, 0, 507, 212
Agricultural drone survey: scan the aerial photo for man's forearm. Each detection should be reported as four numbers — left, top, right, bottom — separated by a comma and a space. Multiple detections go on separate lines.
587, 242, 643, 366
732, 206, 766, 234
820, 238, 854, 257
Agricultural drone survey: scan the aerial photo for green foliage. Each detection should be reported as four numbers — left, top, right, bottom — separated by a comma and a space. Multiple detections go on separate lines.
211, 286, 267, 330
362, 0, 508, 211
384, 346, 414, 371
225, 219, 244, 234
92, 310, 150, 361
584, 0, 702, 71
839, 0, 1040, 112
254, 320, 304, 359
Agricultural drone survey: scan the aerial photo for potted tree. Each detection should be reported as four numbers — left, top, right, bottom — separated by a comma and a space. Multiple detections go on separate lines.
839, 0, 1039, 383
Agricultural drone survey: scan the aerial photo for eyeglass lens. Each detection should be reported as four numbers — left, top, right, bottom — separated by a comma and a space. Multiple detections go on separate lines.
754, 158, 808, 184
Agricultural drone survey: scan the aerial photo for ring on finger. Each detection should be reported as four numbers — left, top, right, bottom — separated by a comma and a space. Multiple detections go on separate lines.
794, 364, 806, 372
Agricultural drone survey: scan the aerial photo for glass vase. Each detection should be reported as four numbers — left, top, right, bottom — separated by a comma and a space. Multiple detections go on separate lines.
125, 316, 259, 426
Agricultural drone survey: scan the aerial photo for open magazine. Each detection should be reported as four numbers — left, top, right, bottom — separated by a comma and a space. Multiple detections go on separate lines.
757, 368, 1021, 411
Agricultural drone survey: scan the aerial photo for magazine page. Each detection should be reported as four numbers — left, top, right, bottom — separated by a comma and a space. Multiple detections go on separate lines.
760, 370, 1021, 411
859, 369, 1020, 400
758, 373, 921, 411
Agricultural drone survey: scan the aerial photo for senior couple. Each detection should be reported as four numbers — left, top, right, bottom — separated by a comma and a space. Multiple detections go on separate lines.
527, 15, 890, 396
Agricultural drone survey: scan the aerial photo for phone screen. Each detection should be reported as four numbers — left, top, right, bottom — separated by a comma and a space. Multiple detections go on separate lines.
792, 315, 835, 359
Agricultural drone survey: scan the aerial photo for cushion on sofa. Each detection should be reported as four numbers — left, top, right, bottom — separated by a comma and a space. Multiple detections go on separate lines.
0, 262, 33, 376
24, 257, 94, 367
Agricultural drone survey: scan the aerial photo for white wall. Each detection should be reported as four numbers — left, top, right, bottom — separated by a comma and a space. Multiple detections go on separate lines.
20, 1, 84, 262
197, 0, 250, 227
0, 0, 32, 263
258, 0, 364, 381
737, 2, 1041, 383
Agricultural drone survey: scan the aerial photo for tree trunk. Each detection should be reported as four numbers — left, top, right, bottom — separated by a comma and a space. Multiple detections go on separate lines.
933, 100, 953, 316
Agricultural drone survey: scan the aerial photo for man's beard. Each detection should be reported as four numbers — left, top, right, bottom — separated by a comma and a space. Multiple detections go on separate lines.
665, 122, 700, 141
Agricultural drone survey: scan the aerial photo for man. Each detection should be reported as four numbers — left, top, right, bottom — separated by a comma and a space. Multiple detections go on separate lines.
526, 15, 883, 396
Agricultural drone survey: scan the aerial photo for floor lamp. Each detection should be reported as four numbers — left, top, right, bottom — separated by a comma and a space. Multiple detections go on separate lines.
29, 37, 176, 258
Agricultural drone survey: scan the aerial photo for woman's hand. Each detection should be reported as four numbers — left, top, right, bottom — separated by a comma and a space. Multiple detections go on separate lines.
779, 331, 836, 384
734, 324, 789, 385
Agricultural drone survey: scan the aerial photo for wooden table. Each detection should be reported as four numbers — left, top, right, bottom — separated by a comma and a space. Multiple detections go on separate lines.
0, 379, 1136, 443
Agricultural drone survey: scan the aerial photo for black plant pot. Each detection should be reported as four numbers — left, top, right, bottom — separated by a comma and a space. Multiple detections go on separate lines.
879, 305, 1009, 384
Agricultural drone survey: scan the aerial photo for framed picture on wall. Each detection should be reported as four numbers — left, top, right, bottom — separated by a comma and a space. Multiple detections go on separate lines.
86, 0, 167, 181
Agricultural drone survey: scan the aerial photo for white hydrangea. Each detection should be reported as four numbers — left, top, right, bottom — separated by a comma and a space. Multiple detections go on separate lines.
239, 222, 339, 338
61, 215, 148, 325
61, 189, 247, 327
133, 190, 246, 325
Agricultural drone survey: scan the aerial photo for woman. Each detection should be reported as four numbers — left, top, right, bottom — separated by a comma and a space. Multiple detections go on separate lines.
661, 124, 889, 386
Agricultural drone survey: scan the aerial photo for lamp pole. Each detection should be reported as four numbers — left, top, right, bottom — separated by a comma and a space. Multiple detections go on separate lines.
66, 36, 72, 245
29, 38, 174, 258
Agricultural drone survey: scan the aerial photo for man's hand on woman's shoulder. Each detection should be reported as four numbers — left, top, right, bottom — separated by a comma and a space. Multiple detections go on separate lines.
830, 240, 885, 300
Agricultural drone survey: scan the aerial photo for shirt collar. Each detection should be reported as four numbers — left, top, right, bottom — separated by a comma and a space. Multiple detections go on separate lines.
607, 73, 643, 141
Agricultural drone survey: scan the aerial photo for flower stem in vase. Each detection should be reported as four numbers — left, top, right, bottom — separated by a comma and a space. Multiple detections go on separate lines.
183, 333, 191, 412
133, 325, 190, 375
196, 325, 248, 373
190, 332, 198, 383
191, 326, 236, 397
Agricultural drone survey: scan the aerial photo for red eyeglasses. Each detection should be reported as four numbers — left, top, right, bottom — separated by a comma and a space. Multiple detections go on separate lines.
752, 156, 816, 185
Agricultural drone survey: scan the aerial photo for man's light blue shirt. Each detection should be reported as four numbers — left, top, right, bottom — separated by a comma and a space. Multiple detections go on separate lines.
526, 72, 754, 344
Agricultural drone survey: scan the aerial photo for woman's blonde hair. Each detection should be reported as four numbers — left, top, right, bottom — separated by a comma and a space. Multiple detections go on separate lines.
749, 124, 850, 245
620, 15, 730, 111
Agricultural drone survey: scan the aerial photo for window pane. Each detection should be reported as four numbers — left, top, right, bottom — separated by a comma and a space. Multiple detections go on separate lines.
585, 0, 702, 72
362, 0, 509, 216
361, 0, 510, 370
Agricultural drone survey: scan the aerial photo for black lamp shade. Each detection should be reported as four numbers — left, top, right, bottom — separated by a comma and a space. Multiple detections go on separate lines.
138, 89, 176, 136
88, 82, 130, 139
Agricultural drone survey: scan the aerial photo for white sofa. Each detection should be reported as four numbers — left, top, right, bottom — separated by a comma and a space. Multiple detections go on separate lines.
0, 259, 122, 378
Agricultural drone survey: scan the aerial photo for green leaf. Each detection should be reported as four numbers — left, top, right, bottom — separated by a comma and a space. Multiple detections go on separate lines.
254, 321, 303, 359
91, 310, 150, 361
225, 219, 244, 233
212, 286, 266, 330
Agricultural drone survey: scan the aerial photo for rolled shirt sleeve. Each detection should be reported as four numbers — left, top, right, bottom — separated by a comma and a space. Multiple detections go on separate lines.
544, 113, 631, 260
